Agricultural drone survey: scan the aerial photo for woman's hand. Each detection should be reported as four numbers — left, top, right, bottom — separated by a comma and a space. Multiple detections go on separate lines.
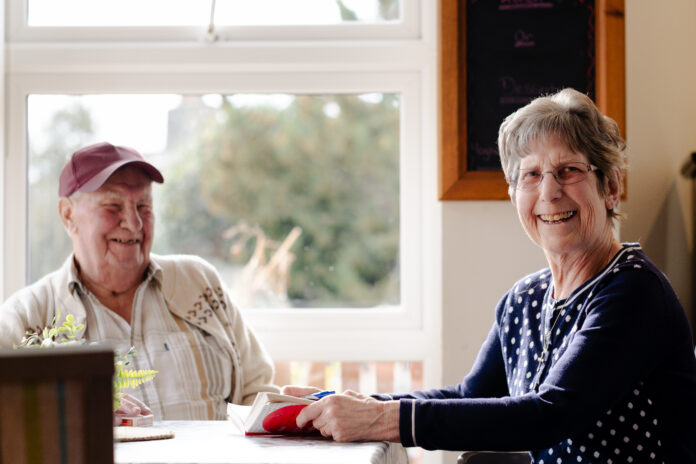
295, 393, 400, 442
113, 394, 152, 425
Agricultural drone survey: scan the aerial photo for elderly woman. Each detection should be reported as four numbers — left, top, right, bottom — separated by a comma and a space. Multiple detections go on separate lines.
286, 88, 696, 462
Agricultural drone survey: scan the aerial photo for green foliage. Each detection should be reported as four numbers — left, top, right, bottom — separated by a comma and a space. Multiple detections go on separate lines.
29, 92, 401, 308
158, 94, 400, 307
378, 0, 400, 20
336, 0, 359, 21
113, 347, 158, 411
335, 0, 400, 21
15, 308, 85, 348
14, 310, 157, 412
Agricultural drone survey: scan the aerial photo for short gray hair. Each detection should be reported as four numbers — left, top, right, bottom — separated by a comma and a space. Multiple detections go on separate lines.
497, 88, 626, 219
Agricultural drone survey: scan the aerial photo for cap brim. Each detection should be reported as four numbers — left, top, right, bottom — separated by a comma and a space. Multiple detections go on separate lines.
78, 160, 164, 193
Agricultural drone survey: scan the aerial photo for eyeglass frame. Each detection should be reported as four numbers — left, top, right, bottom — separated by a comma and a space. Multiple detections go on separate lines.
510, 162, 599, 191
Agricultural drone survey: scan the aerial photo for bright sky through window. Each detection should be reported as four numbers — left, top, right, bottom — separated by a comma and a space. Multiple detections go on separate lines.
28, 95, 182, 154
28, 0, 388, 26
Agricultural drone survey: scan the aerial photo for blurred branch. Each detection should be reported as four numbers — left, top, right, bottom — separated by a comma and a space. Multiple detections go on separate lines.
224, 222, 302, 307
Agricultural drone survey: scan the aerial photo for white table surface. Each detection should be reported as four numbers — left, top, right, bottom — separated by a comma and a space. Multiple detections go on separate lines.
114, 421, 408, 464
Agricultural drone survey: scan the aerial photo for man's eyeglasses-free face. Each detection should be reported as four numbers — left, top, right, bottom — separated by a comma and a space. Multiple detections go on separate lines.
511, 162, 599, 191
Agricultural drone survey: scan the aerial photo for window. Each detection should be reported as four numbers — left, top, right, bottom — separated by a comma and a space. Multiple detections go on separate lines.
274, 360, 423, 394
28, 93, 401, 310
11, 0, 418, 41
3, 0, 436, 411
28, 0, 401, 26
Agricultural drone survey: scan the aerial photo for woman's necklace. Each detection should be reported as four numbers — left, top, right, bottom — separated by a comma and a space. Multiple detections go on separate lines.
528, 246, 624, 392
529, 299, 563, 391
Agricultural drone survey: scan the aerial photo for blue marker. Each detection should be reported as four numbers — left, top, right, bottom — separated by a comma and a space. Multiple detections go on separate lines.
304, 390, 335, 400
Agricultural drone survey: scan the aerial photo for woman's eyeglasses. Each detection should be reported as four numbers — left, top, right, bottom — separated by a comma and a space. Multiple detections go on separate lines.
512, 162, 598, 191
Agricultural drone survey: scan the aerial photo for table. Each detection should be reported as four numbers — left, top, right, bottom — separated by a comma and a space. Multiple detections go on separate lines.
115, 421, 409, 464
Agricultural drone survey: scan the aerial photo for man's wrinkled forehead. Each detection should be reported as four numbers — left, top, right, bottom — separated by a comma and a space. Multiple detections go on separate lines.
98, 187, 153, 201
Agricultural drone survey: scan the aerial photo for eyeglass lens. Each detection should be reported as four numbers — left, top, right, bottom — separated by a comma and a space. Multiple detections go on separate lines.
515, 162, 591, 190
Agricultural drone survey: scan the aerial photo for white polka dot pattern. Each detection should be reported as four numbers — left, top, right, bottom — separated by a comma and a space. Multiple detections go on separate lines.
500, 246, 666, 464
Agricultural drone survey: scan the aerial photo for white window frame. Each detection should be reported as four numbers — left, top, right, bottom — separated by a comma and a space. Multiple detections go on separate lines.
2, 1, 440, 370
8, 0, 420, 42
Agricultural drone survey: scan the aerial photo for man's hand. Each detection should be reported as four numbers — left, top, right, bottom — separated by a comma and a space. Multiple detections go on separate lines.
280, 385, 322, 397
114, 394, 152, 425
295, 392, 400, 442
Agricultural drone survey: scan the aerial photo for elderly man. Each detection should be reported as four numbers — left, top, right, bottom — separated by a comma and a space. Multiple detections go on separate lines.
0, 142, 278, 420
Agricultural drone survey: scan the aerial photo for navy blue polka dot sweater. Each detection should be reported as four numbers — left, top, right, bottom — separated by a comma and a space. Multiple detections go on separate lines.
376, 244, 696, 463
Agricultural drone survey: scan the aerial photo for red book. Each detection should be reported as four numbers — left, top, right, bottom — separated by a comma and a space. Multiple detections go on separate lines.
244, 392, 316, 435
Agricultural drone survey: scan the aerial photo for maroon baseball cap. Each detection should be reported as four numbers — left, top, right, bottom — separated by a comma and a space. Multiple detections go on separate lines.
58, 142, 164, 197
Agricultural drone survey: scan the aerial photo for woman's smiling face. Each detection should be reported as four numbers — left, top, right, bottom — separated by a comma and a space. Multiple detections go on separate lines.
514, 136, 614, 258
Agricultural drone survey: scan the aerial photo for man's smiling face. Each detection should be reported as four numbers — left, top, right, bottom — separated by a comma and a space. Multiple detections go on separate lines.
65, 165, 154, 287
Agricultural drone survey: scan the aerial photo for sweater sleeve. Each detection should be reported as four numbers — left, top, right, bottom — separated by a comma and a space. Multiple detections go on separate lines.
0, 271, 71, 348
220, 292, 280, 404
0, 294, 43, 348
398, 270, 677, 451
193, 257, 279, 404
158, 254, 279, 405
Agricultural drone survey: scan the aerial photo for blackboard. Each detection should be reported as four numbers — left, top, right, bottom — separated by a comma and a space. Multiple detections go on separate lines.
466, 0, 595, 171
440, 0, 624, 200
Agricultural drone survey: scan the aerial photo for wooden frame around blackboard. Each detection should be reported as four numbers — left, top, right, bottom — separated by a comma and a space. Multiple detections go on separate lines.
440, 0, 625, 201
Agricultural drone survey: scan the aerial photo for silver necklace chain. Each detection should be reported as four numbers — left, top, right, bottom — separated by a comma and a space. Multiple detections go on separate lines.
530, 300, 563, 391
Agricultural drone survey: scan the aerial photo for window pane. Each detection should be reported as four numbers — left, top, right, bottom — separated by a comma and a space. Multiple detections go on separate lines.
27, 93, 400, 309
271, 359, 424, 464
272, 360, 423, 394
28, 0, 400, 27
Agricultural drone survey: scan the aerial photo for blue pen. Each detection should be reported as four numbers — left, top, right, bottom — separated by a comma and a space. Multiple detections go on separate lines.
304, 390, 335, 400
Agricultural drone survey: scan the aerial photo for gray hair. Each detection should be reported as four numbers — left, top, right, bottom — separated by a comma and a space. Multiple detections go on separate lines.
497, 88, 626, 219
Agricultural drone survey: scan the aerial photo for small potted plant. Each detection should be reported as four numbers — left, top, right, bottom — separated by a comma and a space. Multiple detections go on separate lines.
15, 309, 158, 418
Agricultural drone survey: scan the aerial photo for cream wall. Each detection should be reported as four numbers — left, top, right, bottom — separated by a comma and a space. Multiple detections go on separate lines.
622, 0, 696, 324
439, 203, 545, 463
439, 1, 696, 461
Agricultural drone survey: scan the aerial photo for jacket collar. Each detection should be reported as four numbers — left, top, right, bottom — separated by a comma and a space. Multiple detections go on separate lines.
65, 253, 162, 296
